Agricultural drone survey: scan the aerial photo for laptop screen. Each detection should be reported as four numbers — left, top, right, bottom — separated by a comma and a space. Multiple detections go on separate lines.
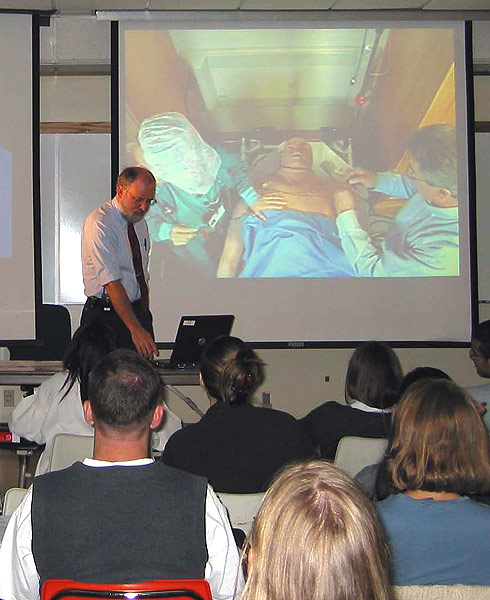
169, 315, 235, 368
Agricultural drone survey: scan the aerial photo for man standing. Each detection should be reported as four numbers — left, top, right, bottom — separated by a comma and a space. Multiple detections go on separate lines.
0, 350, 241, 600
81, 166, 158, 358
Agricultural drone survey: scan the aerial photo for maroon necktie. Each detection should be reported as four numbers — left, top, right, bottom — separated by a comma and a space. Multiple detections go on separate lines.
127, 222, 149, 310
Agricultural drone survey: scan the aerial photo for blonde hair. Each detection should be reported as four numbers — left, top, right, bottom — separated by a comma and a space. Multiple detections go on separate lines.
387, 378, 490, 494
242, 461, 393, 600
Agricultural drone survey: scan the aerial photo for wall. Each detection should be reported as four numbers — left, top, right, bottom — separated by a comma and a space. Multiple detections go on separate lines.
2, 16, 490, 425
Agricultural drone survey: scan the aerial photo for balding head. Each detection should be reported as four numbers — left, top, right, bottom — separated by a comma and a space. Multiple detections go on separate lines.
87, 349, 163, 432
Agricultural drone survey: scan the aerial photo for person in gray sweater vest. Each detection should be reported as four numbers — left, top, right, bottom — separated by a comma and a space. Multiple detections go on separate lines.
0, 350, 241, 600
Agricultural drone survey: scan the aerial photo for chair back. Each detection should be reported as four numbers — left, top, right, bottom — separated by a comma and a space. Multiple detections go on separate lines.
3, 486, 28, 516
334, 436, 387, 478
217, 491, 264, 535
49, 434, 94, 472
394, 585, 490, 599
41, 579, 212, 600
8, 304, 71, 361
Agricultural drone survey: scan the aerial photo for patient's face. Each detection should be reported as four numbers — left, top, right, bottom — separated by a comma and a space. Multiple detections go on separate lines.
281, 138, 313, 170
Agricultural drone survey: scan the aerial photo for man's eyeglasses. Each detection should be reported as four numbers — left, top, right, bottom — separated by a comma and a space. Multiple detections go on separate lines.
126, 190, 156, 207
469, 346, 487, 360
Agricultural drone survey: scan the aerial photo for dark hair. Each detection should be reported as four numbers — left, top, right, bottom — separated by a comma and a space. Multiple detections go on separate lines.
345, 341, 402, 410
88, 349, 163, 430
200, 335, 265, 405
407, 124, 457, 196
387, 378, 490, 495
473, 320, 490, 359
116, 166, 156, 188
399, 366, 451, 397
61, 320, 117, 402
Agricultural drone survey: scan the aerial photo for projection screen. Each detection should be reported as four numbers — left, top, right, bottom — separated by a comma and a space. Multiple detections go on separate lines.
0, 13, 37, 343
118, 18, 473, 345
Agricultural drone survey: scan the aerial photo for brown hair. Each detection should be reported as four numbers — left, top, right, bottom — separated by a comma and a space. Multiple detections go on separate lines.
116, 166, 156, 188
387, 378, 490, 494
242, 461, 394, 600
407, 124, 457, 196
200, 336, 265, 405
345, 341, 403, 409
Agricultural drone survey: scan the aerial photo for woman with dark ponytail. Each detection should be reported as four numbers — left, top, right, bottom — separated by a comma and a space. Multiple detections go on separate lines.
162, 336, 312, 493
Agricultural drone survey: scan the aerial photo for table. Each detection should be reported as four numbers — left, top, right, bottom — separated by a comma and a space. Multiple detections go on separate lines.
0, 361, 200, 386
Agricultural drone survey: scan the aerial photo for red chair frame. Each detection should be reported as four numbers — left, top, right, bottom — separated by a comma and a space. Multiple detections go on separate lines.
41, 579, 212, 600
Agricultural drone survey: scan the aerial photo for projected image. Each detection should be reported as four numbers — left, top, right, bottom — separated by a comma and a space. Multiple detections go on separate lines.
123, 27, 459, 279
0, 146, 12, 258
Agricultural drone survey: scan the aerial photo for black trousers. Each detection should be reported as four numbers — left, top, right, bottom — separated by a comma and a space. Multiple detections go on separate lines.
81, 297, 155, 352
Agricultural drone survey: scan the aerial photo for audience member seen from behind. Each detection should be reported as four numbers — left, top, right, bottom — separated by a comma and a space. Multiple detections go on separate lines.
8, 320, 117, 475
241, 460, 394, 600
376, 378, 490, 586
0, 350, 240, 600
162, 335, 312, 493
467, 319, 490, 429
300, 341, 402, 460
9, 321, 181, 475
356, 366, 451, 500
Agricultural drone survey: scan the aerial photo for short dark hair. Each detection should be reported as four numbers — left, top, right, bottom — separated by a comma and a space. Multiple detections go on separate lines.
388, 378, 490, 494
473, 320, 490, 359
88, 349, 163, 430
117, 166, 156, 188
200, 335, 265, 405
345, 341, 402, 409
398, 366, 451, 397
61, 319, 117, 402
407, 124, 457, 196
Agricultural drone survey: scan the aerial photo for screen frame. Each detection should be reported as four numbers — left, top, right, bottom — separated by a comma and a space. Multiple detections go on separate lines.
112, 15, 478, 349
0, 11, 43, 347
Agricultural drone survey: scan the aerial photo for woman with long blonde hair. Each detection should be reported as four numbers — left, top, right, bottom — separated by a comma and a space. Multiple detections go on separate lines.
242, 460, 393, 600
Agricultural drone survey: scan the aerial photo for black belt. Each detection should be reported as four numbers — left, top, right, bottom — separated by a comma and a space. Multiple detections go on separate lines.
86, 296, 142, 309
86, 296, 112, 309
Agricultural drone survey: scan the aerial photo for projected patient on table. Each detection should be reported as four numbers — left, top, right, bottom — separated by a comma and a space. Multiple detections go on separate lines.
217, 138, 354, 278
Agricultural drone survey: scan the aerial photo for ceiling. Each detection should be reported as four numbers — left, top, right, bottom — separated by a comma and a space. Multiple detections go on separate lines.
1, 0, 490, 16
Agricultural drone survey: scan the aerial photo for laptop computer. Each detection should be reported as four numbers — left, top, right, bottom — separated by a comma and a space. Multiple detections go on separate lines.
154, 315, 235, 370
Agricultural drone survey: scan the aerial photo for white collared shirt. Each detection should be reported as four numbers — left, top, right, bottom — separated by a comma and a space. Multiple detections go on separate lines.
0, 458, 242, 600
349, 400, 394, 414
81, 198, 150, 301
8, 374, 182, 475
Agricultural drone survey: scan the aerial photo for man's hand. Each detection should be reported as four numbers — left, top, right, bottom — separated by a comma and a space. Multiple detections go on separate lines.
333, 187, 356, 215
250, 192, 287, 220
105, 280, 158, 359
171, 225, 200, 246
345, 168, 377, 189
130, 323, 158, 359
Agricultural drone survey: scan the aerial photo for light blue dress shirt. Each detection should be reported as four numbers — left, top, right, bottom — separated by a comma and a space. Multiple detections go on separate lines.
81, 197, 150, 301
336, 172, 459, 277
